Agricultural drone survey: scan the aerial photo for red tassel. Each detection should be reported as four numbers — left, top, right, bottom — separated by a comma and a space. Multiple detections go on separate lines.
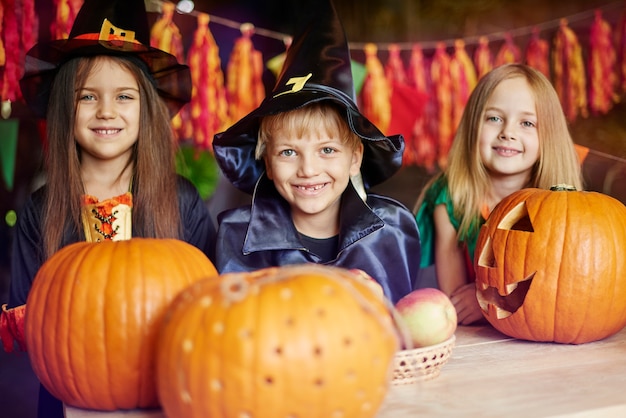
385, 44, 428, 167
553, 18, 588, 121
187, 13, 229, 150
1, 304, 27, 352
1, 0, 20, 101
616, 5, 626, 94
588, 10, 619, 116
21, 0, 38, 52
385, 43, 407, 84
431, 42, 453, 169
407, 45, 434, 172
525, 27, 550, 79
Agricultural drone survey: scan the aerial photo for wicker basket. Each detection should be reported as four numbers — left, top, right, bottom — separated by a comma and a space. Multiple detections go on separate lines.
391, 335, 456, 385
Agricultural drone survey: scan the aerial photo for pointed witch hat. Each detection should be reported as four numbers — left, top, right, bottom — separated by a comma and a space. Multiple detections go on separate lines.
19, 0, 191, 118
212, 0, 405, 195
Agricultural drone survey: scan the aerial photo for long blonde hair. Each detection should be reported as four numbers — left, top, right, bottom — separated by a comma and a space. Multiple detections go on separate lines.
418, 63, 583, 240
42, 55, 182, 259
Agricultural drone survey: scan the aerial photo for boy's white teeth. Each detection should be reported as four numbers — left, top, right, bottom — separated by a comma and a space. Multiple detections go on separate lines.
299, 184, 323, 191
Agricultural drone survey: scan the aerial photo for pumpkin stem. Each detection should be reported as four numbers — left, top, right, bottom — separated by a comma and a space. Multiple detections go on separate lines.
550, 184, 577, 191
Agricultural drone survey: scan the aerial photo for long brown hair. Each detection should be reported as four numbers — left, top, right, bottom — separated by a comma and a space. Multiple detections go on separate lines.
42, 55, 182, 259
415, 63, 583, 240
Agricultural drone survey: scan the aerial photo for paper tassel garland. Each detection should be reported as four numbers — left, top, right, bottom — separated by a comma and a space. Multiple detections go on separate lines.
361, 43, 391, 135
473, 36, 493, 79
187, 13, 229, 150
407, 44, 435, 172
525, 27, 550, 79
226, 23, 265, 123
450, 39, 477, 131
553, 18, 588, 122
588, 10, 619, 116
431, 42, 453, 169
151, 1, 188, 140
495, 32, 521, 66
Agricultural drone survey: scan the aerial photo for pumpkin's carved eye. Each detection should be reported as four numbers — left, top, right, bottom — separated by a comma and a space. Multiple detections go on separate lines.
477, 202, 534, 269
476, 201, 535, 319
497, 201, 534, 232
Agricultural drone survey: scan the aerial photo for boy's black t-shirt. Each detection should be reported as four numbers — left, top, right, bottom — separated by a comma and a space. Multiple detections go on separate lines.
298, 233, 339, 263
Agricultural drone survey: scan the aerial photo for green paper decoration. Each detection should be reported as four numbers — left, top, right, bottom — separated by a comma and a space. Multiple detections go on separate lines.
175, 144, 219, 200
0, 118, 19, 191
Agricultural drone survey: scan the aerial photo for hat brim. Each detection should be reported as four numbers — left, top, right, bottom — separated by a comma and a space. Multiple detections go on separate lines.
19, 39, 191, 118
213, 85, 404, 195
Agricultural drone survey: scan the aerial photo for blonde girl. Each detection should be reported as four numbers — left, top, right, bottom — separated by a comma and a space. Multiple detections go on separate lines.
415, 63, 583, 324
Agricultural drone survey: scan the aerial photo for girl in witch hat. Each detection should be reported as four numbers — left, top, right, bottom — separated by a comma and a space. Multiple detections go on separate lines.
212, 0, 420, 304
2, 0, 215, 415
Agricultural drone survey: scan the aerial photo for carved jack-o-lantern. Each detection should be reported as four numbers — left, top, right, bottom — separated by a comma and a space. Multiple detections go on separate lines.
474, 186, 626, 344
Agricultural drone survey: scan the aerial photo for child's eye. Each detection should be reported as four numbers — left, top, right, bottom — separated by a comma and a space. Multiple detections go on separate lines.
279, 149, 296, 157
79, 94, 95, 101
118, 94, 134, 101
486, 115, 501, 123
321, 147, 336, 154
522, 120, 536, 128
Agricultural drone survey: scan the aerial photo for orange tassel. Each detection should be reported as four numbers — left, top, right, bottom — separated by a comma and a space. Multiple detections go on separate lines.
495, 33, 521, 66
450, 39, 477, 130
525, 27, 550, 79
187, 13, 229, 150
431, 42, 453, 169
226, 23, 265, 123
588, 10, 619, 115
553, 18, 588, 121
361, 43, 391, 134
473, 36, 493, 79
51, 0, 82, 39
151, 2, 189, 140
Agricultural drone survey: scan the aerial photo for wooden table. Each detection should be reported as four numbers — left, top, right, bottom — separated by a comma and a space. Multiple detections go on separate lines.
65, 324, 626, 418
377, 324, 626, 417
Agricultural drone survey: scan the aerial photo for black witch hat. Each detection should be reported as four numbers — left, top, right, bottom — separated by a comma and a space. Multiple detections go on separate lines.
19, 0, 191, 118
212, 0, 405, 195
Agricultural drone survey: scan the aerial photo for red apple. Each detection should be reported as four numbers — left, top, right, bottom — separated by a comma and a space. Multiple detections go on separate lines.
395, 288, 457, 348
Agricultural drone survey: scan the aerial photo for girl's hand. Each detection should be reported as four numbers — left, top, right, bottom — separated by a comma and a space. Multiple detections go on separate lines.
450, 283, 484, 325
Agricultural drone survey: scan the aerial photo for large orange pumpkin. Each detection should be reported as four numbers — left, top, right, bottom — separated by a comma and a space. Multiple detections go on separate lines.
156, 264, 399, 418
474, 186, 626, 344
24, 238, 217, 411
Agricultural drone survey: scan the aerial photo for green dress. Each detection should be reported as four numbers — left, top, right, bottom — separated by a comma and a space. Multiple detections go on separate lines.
414, 175, 486, 287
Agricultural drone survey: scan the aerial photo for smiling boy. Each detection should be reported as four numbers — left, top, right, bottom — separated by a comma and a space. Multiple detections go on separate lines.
212, 0, 420, 304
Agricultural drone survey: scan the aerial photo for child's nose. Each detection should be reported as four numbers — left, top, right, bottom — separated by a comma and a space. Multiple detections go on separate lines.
499, 122, 517, 140
298, 154, 320, 176
96, 99, 117, 119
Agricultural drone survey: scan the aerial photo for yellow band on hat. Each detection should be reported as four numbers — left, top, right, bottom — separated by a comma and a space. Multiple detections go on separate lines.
74, 18, 141, 44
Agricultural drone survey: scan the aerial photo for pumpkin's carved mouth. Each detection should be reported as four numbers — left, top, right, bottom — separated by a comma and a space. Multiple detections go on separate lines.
476, 273, 534, 319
